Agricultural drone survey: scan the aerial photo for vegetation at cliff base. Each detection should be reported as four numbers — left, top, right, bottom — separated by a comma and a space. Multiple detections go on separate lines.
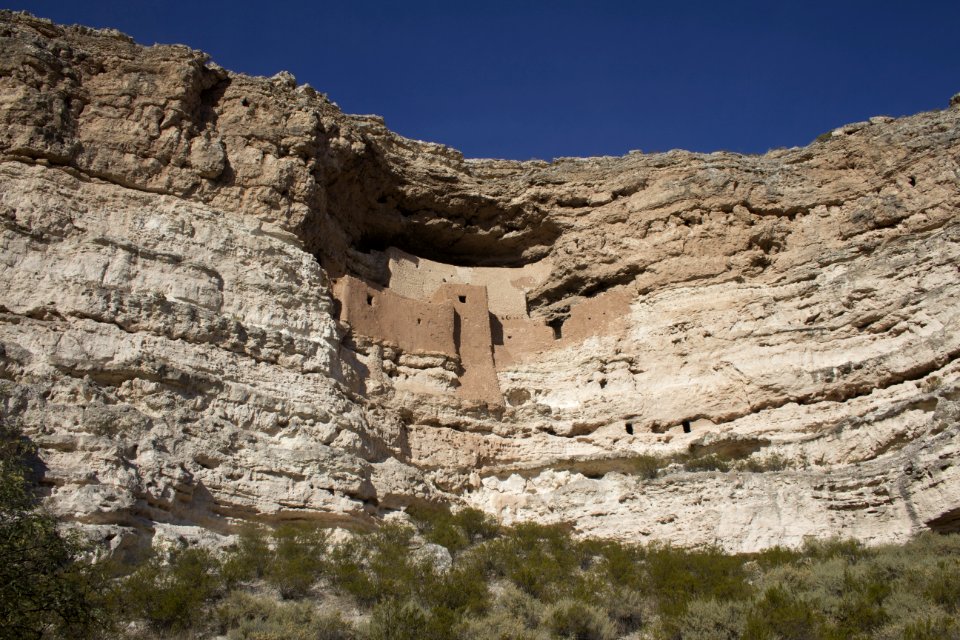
31, 510, 960, 639
0, 419, 106, 640
3, 419, 960, 639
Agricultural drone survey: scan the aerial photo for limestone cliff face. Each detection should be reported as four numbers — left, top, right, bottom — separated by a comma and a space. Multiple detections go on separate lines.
1, 11, 958, 553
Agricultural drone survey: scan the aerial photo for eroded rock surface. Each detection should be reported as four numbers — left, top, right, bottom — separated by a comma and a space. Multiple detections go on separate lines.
1, 11, 958, 552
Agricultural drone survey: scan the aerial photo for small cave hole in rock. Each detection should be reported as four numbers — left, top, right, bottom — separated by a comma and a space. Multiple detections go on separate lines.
548, 318, 564, 340
240, 97, 249, 106
366, 294, 374, 306
458, 295, 467, 303
625, 422, 634, 435
416, 318, 422, 325
599, 378, 607, 389
682, 419, 691, 434
908, 175, 916, 187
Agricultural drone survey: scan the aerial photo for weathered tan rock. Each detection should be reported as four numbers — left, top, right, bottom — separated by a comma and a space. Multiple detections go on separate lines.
0, 11, 958, 552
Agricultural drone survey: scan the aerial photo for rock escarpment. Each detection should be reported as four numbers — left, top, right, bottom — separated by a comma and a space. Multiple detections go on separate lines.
1, 11, 958, 554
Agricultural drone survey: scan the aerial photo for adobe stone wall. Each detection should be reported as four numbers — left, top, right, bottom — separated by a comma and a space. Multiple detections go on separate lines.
334, 252, 631, 405
386, 247, 551, 318
334, 275, 456, 357
432, 283, 501, 405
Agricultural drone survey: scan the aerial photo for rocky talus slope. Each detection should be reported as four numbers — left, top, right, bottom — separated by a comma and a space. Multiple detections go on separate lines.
1, 11, 958, 554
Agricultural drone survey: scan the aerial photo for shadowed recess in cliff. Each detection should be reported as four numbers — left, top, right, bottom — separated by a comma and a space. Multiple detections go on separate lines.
305, 143, 562, 279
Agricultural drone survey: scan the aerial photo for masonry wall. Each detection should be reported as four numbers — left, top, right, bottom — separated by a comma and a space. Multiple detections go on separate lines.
432, 283, 502, 406
386, 247, 551, 318
334, 275, 457, 357
492, 288, 632, 366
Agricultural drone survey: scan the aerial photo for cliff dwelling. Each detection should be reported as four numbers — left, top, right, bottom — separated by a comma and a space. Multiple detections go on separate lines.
332, 247, 631, 406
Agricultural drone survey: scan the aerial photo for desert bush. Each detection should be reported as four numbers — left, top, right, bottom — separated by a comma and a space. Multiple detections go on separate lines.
740, 452, 791, 473
645, 543, 752, 622
682, 454, 730, 472
800, 537, 868, 562
819, 568, 891, 638
626, 454, 668, 479
923, 560, 960, 613
420, 555, 490, 614
742, 585, 822, 640
600, 586, 648, 633
265, 524, 327, 599
327, 522, 425, 605
218, 591, 357, 640
477, 522, 584, 600
408, 505, 500, 555
542, 598, 617, 640
674, 598, 746, 640
458, 609, 550, 640
901, 615, 960, 640
120, 547, 221, 632
750, 544, 802, 569
0, 418, 107, 640
366, 599, 429, 640
488, 582, 544, 629
586, 538, 645, 590
222, 525, 271, 587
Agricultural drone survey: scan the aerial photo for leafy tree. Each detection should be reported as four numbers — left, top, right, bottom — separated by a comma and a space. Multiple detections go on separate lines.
0, 418, 103, 639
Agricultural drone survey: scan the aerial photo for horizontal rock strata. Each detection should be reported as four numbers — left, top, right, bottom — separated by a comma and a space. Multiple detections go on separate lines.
1, 10, 958, 552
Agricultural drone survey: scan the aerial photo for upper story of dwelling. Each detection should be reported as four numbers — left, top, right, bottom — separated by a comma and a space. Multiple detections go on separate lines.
331, 247, 630, 405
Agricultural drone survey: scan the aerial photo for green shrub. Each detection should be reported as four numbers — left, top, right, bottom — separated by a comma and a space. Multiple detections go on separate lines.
923, 560, 960, 613
421, 556, 490, 614
740, 453, 791, 473
801, 537, 868, 562
218, 591, 357, 640
408, 505, 500, 555
646, 543, 752, 622
121, 547, 221, 632
264, 524, 327, 599
542, 598, 617, 640
486, 582, 544, 630
674, 598, 746, 640
0, 419, 106, 640
328, 522, 425, 605
600, 586, 647, 633
458, 609, 550, 640
751, 545, 802, 569
587, 539, 645, 590
626, 454, 668, 479
683, 454, 730, 472
452, 507, 500, 542
743, 585, 822, 640
366, 599, 429, 640
902, 616, 960, 640
479, 522, 584, 600
222, 525, 271, 587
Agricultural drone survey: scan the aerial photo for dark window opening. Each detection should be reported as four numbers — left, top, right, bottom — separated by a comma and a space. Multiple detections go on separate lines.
366, 294, 374, 306
625, 422, 634, 435
599, 378, 607, 389
416, 318, 422, 325
548, 318, 564, 340
489, 312, 504, 346
682, 419, 691, 434
908, 175, 916, 187
452, 311, 462, 350
458, 295, 467, 303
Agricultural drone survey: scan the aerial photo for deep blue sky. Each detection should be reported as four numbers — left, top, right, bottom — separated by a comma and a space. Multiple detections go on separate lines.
7, 1, 959, 159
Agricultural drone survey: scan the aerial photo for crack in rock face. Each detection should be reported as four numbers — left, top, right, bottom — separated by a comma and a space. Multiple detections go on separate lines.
1, 10, 959, 553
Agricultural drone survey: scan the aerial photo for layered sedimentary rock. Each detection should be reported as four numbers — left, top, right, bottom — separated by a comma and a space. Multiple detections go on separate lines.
1, 11, 958, 553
